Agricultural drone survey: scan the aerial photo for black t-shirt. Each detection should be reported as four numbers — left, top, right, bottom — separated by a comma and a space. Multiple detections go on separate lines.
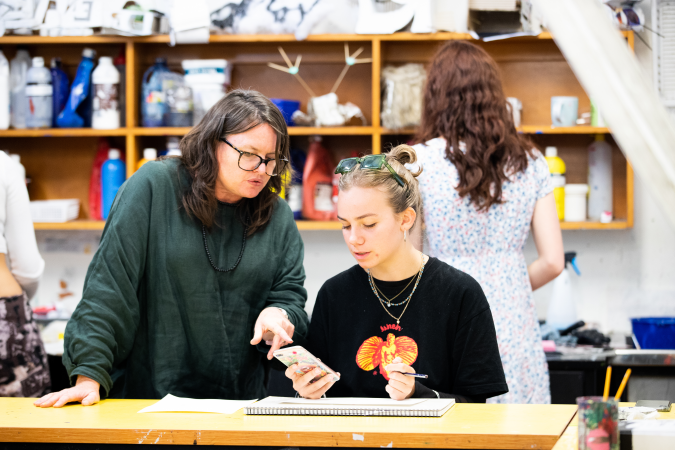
305, 257, 508, 402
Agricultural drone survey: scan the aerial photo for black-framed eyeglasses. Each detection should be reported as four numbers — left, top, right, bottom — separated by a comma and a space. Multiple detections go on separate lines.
334, 154, 405, 188
220, 138, 288, 177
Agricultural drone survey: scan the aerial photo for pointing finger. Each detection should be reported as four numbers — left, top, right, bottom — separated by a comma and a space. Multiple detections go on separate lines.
250, 321, 264, 345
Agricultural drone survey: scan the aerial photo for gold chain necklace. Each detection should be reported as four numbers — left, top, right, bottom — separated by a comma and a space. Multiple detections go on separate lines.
367, 252, 426, 325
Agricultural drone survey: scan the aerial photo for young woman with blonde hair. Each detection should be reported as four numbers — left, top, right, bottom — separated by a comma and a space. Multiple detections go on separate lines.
286, 145, 507, 402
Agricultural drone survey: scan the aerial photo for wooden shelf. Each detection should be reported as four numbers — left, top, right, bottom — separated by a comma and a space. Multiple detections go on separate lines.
560, 221, 630, 230
131, 127, 191, 136
0, 128, 129, 137
131, 127, 375, 136
518, 126, 610, 134
33, 221, 105, 230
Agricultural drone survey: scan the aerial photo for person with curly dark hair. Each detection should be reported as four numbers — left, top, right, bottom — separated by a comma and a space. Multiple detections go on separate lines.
412, 41, 564, 404
35, 90, 308, 407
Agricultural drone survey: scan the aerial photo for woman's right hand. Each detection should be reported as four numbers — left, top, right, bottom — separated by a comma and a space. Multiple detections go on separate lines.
33, 375, 101, 408
285, 364, 338, 399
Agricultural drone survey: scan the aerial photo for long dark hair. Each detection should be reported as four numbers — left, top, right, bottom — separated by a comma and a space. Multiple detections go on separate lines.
180, 90, 290, 235
416, 41, 534, 211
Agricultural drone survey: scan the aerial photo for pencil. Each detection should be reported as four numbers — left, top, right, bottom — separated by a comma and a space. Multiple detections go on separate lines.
603, 366, 612, 401
614, 368, 632, 400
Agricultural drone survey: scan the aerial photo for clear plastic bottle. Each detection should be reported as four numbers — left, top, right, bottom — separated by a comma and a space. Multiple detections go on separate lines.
25, 57, 53, 128
546, 252, 581, 330
10, 48, 31, 129
141, 58, 171, 127
588, 135, 613, 222
0, 51, 9, 130
92, 56, 120, 129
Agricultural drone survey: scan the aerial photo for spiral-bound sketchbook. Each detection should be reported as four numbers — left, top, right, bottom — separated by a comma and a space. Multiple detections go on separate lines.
244, 396, 455, 417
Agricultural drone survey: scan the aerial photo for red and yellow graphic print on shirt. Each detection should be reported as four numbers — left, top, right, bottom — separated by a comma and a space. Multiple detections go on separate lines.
355, 324, 418, 380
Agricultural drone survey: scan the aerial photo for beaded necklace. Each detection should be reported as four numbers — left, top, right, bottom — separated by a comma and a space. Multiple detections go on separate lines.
202, 219, 248, 273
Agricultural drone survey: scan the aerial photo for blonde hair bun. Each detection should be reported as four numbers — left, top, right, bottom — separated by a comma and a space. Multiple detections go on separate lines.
388, 144, 423, 177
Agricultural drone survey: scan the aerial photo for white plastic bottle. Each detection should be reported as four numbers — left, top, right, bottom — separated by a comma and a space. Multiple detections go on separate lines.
25, 57, 53, 128
92, 56, 120, 129
546, 252, 581, 330
9, 154, 26, 185
0, 51, 9, 130
588, 135, 613, 222
10, 48, 31, 129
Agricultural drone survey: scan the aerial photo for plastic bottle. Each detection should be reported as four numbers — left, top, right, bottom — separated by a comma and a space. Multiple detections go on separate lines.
588, 135, 612, 222
25, 57, 53, 128
9, 154, 26, 185
10, 47, 31, 129
564, 184, 588, 222
50, 58, 70, 128
92, 57, 120, 129
141, 58, 171, 127
57, 48, 96, 128
114, 50, 126, 127
164, 136, 181, 156
137, 148, 157, 170
101, 149, 126, 220
288, 148, 307, 220
546, 252, 581, 330
302, 137, 337, 221
545, 146, 566, 221
0, 51, 9, 130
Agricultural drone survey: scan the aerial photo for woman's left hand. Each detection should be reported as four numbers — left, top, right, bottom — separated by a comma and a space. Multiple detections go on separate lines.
250, 307, 295, 359
384, 357, 416, 400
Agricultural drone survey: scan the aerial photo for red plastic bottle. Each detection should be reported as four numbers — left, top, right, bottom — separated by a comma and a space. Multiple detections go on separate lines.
302, 137, 337, 221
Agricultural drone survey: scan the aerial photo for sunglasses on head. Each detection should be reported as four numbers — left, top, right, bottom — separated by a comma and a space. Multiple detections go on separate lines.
334, 154, 405, 188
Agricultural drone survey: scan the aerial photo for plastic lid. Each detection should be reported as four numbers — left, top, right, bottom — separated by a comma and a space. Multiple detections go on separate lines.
166, 148, 182, 156
545, 146, 558, 157
9, 154, 20, 164
564, 184, 588, 194
82, 48, 96, 59
50, 57, 62, 68
98, 56, 113, 65
108, 149, 121, 160
32, 57, 44, 67
143, 148, 157, 160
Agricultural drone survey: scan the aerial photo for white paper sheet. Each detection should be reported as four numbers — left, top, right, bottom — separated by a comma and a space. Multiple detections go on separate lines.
277, 397, 426, 407
138, 394, 258, 414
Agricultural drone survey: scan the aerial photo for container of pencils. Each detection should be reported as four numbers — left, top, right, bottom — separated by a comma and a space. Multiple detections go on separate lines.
577, 396, 619, 450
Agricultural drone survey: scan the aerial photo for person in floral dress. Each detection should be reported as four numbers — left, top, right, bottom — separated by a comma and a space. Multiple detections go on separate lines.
411, 41, 564, 404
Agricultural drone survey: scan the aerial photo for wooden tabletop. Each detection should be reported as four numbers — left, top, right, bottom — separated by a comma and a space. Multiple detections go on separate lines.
0, 398, 576, 449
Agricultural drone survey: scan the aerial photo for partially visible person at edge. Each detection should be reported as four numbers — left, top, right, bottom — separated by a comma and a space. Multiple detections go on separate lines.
0, 151, 50, 397
286, 145, 508, 403
35, 90, 309, 407
411, 41, 564, 404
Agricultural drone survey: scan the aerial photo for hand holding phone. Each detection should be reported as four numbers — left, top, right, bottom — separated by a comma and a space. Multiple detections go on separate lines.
274, 346, 340, 399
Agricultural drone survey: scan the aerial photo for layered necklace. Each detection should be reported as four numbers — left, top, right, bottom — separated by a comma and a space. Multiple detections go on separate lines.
367, 252, 426, 325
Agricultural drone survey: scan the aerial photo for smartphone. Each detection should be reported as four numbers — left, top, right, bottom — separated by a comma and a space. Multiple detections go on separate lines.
273, 346, 340, 383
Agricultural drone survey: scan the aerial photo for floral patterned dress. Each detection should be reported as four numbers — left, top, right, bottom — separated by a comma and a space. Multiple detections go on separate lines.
413, 138, 552, 404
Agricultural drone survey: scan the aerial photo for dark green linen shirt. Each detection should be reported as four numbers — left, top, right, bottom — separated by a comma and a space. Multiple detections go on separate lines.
63, 158, 308, 400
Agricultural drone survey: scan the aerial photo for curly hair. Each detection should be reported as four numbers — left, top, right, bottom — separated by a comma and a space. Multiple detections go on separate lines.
416, 40, 534, 211
179, 90, 290, 235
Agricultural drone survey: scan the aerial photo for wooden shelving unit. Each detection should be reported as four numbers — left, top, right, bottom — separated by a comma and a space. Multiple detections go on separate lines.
0, 31, 634, 231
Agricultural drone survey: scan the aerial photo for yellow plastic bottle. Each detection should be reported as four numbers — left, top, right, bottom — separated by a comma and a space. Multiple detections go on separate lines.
545, 146, 566, 220
137, 148, 157, 171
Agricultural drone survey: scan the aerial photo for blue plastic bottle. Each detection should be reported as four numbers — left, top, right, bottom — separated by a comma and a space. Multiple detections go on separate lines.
57, 48, 96, 128
101, 149, 126, 220
142, 58, 170, 127
50, 58, 69, 127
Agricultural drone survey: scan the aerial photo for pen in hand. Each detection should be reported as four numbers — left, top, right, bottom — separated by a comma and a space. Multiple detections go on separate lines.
396, 372, 428, 379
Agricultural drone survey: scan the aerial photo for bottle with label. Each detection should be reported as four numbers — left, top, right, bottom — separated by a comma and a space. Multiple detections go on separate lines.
114, 50, 126, 127
92, 57, 120, 129
587, 135, 612, 222
10, 47, 31, 129
0, 51, 9, 130
546, 252, 581, 330
50, 58, 70, 128
25, 57, 53, 128
137, 148, 157, 170
288, 148, 307, 220
545, 146, 566, 221
101, 149, 126, 220
302, 137, 337, 221
57, 48, 96, 128
141, 58, 171, 127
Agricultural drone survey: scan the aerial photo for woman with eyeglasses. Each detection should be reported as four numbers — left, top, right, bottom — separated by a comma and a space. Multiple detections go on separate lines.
412, 41, 564, 404
35, 90, 308, 408
285, 145, 508, 402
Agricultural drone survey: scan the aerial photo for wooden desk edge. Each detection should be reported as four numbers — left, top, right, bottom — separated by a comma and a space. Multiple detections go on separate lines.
0, 428, 562, 449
